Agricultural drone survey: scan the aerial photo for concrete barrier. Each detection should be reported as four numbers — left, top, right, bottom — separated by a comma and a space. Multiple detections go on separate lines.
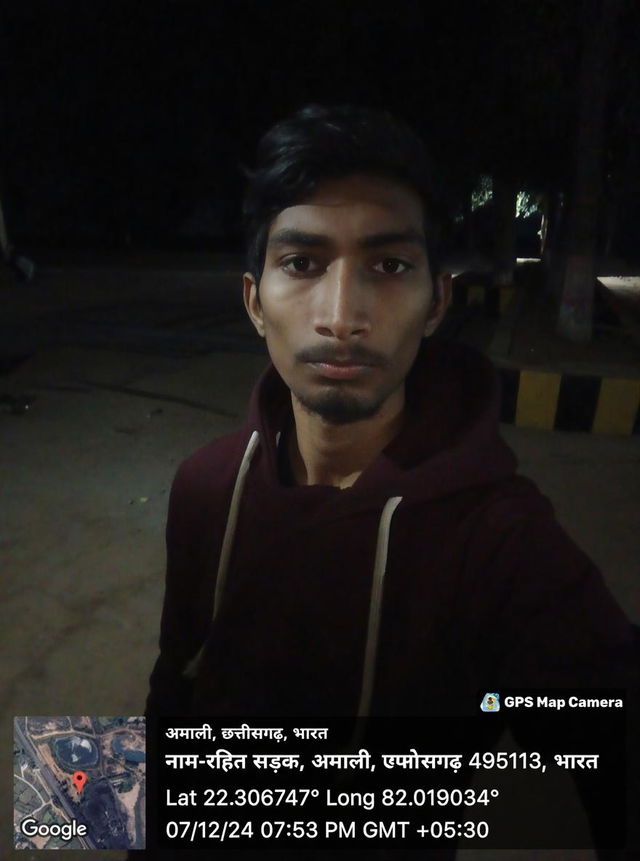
498, 365, 640, 435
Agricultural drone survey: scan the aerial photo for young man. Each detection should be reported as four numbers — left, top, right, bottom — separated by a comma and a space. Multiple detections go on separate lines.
142, 105, 638, 858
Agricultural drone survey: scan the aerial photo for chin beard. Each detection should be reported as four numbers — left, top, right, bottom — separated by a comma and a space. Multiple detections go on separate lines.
295, 388, 384, 425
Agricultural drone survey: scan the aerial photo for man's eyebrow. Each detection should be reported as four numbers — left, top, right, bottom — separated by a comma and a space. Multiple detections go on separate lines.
267, 227, 426, 250
360, 229, 427, 250
267, 229, 328, 249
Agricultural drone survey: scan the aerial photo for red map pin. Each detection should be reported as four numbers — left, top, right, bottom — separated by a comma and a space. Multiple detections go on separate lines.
72, 771, 87, 794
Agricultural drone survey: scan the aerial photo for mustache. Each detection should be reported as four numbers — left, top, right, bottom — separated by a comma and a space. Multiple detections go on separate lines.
297, 345, 388, 367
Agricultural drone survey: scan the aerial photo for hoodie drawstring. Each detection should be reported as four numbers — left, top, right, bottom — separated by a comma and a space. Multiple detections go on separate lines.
183, 430, 260, 679
183, 429, 403, 724
356, 495, 403, 719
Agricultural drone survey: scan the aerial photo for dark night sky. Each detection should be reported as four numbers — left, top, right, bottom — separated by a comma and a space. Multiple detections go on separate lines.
2, 0, 638, 253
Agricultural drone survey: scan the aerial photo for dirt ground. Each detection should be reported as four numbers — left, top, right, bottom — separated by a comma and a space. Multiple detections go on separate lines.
2, 261, 638, 860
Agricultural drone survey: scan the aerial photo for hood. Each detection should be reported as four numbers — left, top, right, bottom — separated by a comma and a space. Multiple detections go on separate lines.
247, 336, 517, 506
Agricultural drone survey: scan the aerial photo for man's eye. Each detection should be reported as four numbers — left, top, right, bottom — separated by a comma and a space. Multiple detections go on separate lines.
280, 256, 414, 276
373, 258, 414, 275
281, 256, 318, 274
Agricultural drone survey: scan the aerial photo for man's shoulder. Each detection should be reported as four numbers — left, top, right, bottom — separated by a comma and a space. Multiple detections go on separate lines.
438, 472, 553, 532
170, 427, 251, 502
476, 473, 554, 525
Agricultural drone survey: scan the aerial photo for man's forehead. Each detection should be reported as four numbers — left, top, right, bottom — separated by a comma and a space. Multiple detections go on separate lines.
267, 175, 425, 245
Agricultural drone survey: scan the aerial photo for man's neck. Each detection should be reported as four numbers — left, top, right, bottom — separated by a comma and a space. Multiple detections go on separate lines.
287, 390, 405, 489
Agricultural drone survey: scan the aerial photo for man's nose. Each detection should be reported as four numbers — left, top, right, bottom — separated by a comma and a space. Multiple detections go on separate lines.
313, 261, 371, 340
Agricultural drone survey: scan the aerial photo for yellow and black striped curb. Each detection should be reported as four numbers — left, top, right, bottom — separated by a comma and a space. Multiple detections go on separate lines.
497, 366, 640, 435
453, 282, 516, 315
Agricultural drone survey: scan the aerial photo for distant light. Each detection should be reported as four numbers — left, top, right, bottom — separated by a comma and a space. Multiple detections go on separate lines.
599, 276, 640, 290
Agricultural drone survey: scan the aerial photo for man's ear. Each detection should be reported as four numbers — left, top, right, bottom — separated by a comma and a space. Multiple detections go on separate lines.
243, 272, 265, 338
424, 272, 452, 337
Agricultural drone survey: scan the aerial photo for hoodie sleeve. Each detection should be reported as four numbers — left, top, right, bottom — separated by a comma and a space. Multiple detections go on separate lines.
145, 458, 206, 719
459, 484, 636, 687
137, 459, 209, 859
467, 489, 640, 854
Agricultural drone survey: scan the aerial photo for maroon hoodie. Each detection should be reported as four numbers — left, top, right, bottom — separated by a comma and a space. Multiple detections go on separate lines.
148, 338, 635, 719
141, 339, 638, 859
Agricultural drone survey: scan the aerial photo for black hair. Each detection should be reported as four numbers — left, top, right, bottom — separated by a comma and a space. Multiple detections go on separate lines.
240, 103, 446, 286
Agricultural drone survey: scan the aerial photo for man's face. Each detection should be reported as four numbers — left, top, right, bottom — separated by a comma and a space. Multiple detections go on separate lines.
243, 174, 450, 425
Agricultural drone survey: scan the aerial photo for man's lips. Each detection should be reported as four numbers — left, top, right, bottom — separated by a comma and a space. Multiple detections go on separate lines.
306, 359, 374, 380
313, 358, 372, 367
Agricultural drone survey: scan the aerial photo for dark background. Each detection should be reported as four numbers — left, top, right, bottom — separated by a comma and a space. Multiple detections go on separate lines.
2, 0, 639, 261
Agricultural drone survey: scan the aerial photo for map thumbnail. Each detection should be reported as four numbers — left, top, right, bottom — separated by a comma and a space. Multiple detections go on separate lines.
14, 715, 145, 850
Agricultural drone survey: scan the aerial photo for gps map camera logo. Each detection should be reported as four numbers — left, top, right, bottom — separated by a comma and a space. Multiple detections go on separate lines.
480, 693, 500, 712
14, 715, 145, 850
